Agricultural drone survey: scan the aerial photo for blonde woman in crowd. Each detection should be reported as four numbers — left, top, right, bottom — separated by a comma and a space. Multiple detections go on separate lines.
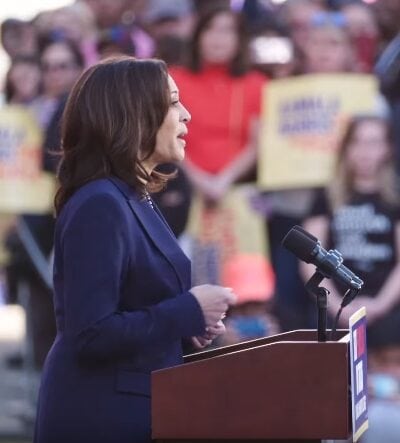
301, 115, 400, 351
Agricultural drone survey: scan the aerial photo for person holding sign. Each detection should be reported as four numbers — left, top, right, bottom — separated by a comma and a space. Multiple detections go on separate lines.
34, 56, 236, 443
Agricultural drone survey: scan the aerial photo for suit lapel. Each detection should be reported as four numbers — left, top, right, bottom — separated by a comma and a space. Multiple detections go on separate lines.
108, 177, 187, 291
152, 200, 176, 238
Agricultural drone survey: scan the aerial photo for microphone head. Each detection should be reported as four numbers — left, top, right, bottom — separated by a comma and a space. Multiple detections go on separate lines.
281, 226, 318, 263
291, 225, 318, 242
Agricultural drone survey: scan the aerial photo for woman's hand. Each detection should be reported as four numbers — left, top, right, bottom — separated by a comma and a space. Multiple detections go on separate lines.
191, 320, 226, 350
182, 158, 233, 204
203, 175, 232, 203
190, 172, 230, 204
190, 284, 236, 327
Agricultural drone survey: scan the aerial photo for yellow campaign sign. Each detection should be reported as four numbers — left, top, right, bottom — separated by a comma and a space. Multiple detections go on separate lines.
0, 105, 56, 213
258, 74, 378, 190
187, 185, 275, 303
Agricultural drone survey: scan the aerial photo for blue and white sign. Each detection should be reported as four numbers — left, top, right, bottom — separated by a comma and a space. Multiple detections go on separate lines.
349, 307, 369, 442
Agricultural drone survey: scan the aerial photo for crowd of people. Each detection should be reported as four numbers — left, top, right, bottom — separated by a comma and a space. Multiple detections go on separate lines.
1, 0, 400, 438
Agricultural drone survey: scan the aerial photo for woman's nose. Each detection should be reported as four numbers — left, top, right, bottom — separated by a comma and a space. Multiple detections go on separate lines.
180, 103, 191, 123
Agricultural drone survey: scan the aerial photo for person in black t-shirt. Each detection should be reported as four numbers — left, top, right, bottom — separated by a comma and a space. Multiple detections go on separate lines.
301, 115, 400, 349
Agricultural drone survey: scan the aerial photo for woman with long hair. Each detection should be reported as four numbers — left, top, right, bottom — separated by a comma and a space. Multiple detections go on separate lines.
301, 115, 400, 350
34, 56, 236, 443
169, 6, 267, 203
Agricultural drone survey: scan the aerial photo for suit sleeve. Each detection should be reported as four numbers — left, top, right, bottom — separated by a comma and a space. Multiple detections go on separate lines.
61, 193, 205, 361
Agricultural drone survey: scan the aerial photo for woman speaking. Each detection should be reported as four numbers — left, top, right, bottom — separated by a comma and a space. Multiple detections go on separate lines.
34, 56, 236, 443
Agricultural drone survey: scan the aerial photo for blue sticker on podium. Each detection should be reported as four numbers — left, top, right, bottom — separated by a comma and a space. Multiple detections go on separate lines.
349, 307, 369, 442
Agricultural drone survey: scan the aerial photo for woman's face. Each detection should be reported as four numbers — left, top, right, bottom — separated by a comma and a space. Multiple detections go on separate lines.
41, 43, 82, 97
304, 26, 353, 73
9, 61, 41, 102
149, 75, 191, 167
345, 120, 391, 180
199, 12, 239, 66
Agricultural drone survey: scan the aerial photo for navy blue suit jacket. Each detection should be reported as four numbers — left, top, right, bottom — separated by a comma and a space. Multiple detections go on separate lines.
34, 177, 205, 443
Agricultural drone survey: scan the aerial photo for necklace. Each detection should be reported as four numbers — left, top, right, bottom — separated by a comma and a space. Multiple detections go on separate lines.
144, 190, 154, 209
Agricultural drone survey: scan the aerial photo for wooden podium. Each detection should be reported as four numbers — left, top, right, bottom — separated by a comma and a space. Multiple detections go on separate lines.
152, 330, 352, 443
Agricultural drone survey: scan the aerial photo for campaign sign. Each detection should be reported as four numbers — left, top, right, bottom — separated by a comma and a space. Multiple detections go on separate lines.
0, 104, 55, 213
258, 74, 378, 189
187, 185, 275, 303
349, 307, 368, 442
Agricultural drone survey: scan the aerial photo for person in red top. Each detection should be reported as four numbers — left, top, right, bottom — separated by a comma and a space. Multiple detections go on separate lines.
170, 6, 267, 203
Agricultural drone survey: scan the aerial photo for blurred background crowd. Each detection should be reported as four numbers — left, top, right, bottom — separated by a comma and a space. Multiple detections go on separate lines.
1, 0, 400, 441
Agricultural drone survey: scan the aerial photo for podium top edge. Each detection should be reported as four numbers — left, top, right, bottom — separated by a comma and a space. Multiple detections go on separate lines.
176, 330, 350, 367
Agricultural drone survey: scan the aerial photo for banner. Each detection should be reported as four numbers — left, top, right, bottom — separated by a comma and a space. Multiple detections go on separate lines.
349, 307, 369, 442
258, 74, 378, 190
0, 105, 55, 214
187, 185, 275, 304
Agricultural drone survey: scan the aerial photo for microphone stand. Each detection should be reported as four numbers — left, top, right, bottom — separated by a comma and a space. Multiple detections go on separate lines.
305, 271, 328, 342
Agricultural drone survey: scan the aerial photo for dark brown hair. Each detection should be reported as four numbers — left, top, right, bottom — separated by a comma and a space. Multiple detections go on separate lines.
39, 37, 85, 70
55, 56, 171, 214
4, 55, 41, 103
328, 114, 399, 209
187, 7, 249, 76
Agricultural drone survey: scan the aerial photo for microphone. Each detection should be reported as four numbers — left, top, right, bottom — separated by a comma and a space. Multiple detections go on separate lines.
282, 226, 364, 297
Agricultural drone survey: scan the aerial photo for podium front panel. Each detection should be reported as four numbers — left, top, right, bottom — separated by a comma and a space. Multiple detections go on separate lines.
152, 332, 351, 440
